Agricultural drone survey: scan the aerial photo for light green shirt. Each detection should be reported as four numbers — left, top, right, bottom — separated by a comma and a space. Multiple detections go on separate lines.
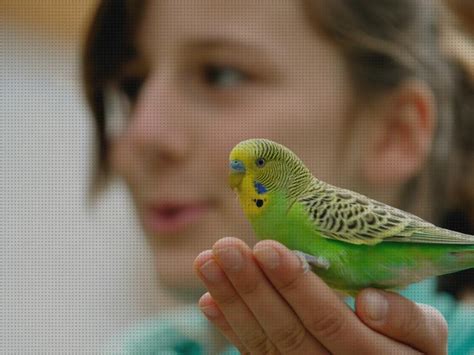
105, 279, 474, 354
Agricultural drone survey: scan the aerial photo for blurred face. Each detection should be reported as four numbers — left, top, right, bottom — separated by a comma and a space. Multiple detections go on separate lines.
109, 0, 357, 295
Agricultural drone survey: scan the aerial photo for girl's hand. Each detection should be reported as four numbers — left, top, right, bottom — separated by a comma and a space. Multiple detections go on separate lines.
194, 237, 448, 355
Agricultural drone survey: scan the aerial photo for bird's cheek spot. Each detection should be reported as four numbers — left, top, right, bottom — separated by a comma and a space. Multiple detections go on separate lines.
254, 199, 264, 208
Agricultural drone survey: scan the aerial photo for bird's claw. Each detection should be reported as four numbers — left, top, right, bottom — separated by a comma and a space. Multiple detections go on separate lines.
292, 250, 330, 271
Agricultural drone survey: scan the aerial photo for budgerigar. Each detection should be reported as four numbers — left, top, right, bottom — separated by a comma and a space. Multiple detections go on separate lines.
229, 138, 474, 296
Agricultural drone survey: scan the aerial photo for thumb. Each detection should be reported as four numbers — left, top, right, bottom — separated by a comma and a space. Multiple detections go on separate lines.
355, 288, 448, 355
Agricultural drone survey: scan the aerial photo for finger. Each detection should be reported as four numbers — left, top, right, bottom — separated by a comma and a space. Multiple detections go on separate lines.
212, 237, 328, 354
356, 289, 448, 355
194, 249, 278, 354
253, 240, 419, 354
198, 292, 249, 355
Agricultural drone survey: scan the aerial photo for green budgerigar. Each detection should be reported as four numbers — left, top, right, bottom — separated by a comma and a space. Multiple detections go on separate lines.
229, 138, 474, 296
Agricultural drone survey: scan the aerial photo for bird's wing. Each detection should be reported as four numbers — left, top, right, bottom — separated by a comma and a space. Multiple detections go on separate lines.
299, 182, 474, 245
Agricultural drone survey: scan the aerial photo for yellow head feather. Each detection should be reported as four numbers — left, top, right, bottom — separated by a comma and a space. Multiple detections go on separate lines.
228, 138, 314, 219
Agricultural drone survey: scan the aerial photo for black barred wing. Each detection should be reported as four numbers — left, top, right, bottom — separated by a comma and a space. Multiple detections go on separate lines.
298, 181, 474, 245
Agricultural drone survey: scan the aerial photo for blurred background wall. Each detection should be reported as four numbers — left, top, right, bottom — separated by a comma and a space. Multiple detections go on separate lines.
1, 1, 169, 352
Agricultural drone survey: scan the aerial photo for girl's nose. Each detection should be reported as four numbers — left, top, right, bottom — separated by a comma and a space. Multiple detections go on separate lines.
126, 76, 192, 169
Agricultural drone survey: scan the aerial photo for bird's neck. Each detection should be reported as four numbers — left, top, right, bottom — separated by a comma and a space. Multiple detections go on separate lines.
250, 191, 320, 251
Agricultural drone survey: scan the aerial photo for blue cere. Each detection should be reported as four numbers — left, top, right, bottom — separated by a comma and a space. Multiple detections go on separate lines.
254, 181, 268, 194
230, 160, 246, 173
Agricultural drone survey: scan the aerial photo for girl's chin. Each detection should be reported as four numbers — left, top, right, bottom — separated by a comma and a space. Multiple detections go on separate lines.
153, 247, 208, 291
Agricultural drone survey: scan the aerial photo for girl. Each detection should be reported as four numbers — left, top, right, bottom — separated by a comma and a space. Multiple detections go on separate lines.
83, 0, 474, 353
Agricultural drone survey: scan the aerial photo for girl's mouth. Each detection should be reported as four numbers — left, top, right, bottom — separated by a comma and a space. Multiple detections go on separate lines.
144, 202, 210, 235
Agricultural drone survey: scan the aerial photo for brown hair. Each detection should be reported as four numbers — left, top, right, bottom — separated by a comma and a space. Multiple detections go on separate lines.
82, 0, 144, 201
302, 0, 474, 221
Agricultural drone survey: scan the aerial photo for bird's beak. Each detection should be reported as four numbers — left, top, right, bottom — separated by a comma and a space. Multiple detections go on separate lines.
229, 160, 246, 190
229, 172, 244, 190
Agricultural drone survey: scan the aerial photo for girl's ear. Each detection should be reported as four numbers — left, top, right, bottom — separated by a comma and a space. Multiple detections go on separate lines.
362, 81, 436, 187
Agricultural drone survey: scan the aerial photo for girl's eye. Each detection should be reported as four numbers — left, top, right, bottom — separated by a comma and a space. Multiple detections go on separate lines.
256, 157, 266, 168
202, 64, 247, 88
119, 76, 144, 102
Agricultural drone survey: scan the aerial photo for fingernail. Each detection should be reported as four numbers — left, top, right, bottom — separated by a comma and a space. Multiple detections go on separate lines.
215, 247, 243, 271
199, 259, 224, 283
363, 289, 388, 322
200, 303, 220, 318
254, 245, 280, 269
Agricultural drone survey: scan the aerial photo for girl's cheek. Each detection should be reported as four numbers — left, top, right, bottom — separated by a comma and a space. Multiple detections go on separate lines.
108, 137, 136, 179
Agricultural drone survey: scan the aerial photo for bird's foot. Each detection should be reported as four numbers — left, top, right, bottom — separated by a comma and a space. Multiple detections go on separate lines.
292, 250, 330, 271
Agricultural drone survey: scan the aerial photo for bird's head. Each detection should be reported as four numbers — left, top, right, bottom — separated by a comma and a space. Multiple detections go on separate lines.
228, 139, 312, 199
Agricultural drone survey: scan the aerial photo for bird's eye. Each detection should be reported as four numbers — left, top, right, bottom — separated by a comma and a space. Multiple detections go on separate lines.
256, 158, 265, 168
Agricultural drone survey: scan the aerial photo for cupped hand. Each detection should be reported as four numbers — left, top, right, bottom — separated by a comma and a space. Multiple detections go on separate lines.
194, 237, 448, 355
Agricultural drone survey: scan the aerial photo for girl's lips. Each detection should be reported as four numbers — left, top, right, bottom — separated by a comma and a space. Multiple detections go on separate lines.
143, 203, 210, 235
